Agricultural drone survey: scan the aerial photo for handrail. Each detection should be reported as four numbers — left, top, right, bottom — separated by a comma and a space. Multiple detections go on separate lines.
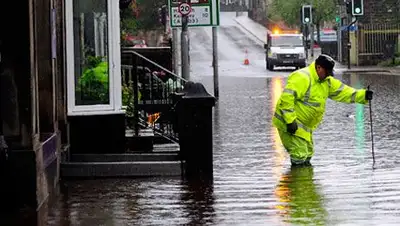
122, 49, 188, 83
121, 49, 185, 143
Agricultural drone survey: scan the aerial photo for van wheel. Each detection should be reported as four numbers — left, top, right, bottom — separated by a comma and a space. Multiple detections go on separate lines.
269, 64, 274, 71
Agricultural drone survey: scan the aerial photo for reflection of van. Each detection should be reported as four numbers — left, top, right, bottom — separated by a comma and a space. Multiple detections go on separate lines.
264, 34, 306, 71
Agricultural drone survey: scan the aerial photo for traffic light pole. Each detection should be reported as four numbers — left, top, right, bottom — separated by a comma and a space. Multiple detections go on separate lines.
347, 18, 357, 69
310, 24, 314, 58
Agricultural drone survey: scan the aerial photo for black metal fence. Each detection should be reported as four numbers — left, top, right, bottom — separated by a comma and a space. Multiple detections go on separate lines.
121, 48, 187, 143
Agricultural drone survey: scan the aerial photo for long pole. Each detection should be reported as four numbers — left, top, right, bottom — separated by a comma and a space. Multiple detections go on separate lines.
347, 24, 351, 69
347, 18, 357, 69
367, 85, 375, 165
181, 2, 190, 80
172, 28, 179, 75
310, 24, 314, 58
212, 26, 219, 99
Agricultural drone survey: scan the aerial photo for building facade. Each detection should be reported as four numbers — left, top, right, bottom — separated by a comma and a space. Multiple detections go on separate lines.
1, 0, 125, 224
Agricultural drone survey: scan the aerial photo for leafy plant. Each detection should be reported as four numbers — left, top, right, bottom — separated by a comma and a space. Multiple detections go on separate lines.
268, 0, 336, 41
76, 55, 109, 104
377, 57, 400, 67
122, 81, 141, 117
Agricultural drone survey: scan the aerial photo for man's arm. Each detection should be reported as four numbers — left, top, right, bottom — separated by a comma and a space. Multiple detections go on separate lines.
279, 72, 309, 123
327, 77, 368, 104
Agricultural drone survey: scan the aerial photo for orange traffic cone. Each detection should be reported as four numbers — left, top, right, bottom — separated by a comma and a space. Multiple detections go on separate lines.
244, 49, 250, 65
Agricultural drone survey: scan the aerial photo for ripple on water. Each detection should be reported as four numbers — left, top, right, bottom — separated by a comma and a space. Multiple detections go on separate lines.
48, 74, 400, 225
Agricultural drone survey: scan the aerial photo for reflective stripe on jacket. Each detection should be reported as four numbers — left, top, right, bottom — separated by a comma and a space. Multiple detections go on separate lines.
272, 62, 368, 142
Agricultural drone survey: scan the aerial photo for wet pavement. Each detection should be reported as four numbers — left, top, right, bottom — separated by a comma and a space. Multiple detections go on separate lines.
47, 13, 400, 225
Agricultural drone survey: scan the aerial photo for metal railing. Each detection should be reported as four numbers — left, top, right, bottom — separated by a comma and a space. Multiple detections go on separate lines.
121, 50, 188, 142
358, 23, 400, 63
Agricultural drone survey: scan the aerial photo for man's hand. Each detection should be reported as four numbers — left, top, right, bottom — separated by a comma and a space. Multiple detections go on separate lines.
287, 122, 298, 134
365, 90, 373, 100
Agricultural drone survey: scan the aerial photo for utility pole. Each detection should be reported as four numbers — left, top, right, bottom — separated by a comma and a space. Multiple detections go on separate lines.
172, 28, 179, 75
310, 24, 314, 58
301, 5, 312, 60
347, 0, 364, 69
180, 0, 190, 80
212, 26, 219, 99
347, 24, 351, 69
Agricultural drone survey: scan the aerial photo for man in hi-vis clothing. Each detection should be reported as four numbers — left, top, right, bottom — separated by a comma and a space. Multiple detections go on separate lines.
273, 54, 374, 165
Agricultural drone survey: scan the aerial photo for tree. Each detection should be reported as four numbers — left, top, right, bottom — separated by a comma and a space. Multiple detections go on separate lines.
120, 0, 166, 35
268, 0, 336, 41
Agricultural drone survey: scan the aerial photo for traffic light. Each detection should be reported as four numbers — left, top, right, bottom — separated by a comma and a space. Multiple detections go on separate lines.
302, 5, 312, 24
351, 0, 364, 16
158, 6, 167, 26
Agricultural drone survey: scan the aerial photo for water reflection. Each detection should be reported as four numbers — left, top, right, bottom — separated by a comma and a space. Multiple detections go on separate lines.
275, 166, 327, 225
181, 179, 215, 225
349, 73, 366, 153
46, 73, 400, 225
270, 76, 287, 179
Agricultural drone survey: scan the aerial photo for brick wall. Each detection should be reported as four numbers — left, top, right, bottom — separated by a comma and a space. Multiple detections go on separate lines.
358, 0, 399, 24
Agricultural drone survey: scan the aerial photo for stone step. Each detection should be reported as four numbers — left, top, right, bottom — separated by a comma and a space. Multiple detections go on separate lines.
125, 128, 154, 152
153, 143, 180, 152
61, 161, 183, 178
70, 152, 180, 162
125, 128, 154, 137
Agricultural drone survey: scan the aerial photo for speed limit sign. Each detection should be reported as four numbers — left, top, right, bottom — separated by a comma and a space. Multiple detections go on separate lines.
178, 2, 192, 16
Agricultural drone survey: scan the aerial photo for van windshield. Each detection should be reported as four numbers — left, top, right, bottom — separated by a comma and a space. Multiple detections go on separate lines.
271, 36, 303, 47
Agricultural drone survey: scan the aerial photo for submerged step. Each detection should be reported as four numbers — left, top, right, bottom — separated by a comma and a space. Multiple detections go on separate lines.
70, 153, 180, 162
125, 128, 154, 137
61, 161, 182, 177
153, 143, 180, 152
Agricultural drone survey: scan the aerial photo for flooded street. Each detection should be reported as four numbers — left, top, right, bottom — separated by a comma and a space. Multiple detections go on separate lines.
48, 12, 400, 226
48, 72, 400, 225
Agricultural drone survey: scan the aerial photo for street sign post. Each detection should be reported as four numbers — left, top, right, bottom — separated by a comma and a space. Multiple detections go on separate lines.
169, 0, 220, 98
178, 2, 192, 16
168, 0, 220, 27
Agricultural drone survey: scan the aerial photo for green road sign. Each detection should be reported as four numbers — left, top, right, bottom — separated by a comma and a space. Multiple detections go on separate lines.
335, 16, 340, 23
168, 0, 220, 27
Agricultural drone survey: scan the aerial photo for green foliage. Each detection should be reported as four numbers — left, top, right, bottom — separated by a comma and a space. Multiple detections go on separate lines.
122, 81, 141, 117
77, 55, 109, 104
135, 0, 165, 30
120, 5, 138, 34
120, 0, 165, 35
269, 0, 336, 27
377, 57, 400, 67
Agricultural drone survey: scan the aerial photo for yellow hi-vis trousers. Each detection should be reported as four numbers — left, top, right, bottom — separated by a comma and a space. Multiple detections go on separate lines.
278, 129, 314, 164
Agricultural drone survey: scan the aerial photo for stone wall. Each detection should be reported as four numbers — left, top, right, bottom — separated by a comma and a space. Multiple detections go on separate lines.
358, 0, 399, 24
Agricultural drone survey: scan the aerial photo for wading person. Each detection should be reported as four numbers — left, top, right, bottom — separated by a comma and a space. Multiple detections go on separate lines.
272, 54, 373, 165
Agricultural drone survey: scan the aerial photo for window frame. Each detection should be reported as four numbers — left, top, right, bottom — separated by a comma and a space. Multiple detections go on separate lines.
65, 0, 122, 116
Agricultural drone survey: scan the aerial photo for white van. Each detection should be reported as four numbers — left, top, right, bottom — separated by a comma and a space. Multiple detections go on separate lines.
264, 33, 307, 71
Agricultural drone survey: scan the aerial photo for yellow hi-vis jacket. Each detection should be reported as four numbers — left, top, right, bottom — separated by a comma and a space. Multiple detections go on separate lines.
272, 62, 368, 142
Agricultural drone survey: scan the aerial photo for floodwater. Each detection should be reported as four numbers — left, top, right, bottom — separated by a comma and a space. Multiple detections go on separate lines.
47, 72, 400, 225
47, 12, 400, 226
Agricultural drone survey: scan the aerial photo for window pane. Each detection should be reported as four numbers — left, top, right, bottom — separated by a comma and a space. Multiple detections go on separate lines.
73, 0, 110, 105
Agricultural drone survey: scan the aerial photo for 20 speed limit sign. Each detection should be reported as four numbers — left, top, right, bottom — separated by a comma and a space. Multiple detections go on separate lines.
178, 2, 192, 16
